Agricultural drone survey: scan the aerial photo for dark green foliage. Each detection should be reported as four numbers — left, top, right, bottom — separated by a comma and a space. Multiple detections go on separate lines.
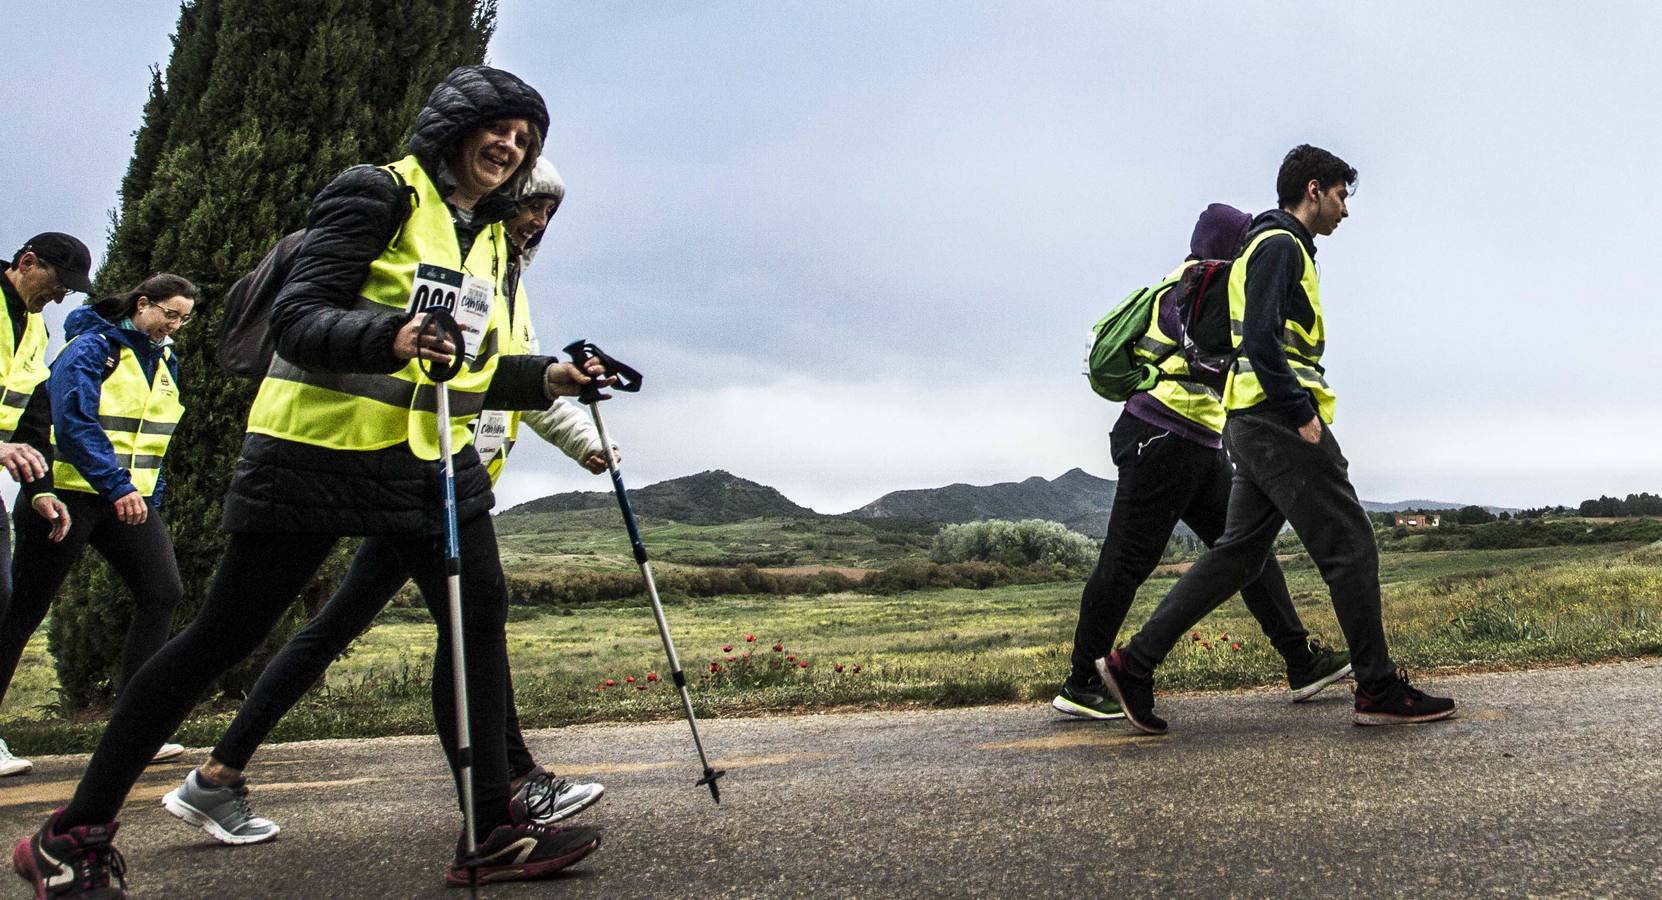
1578, 492, 1662, 517
1453, 504, 1497, 525
50, 0, 496, 709
500, 470, 820, 524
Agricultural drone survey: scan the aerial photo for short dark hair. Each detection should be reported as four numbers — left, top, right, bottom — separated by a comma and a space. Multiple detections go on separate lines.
1276, 145, 1357, 209
91, 272, 200, 321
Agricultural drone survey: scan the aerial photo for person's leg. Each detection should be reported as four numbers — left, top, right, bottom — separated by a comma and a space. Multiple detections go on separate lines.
1231, 418, 1394, 692
1122, 470, 1287, 674
503, 674, 536, 781
0, 493, 102, 702
1177, 450, 1311, 666
392, 513, 512, 844
84, 507, 184, 695
57, 532, 336, 829
1066, 415, 1197, 686
209, 538, 409, 773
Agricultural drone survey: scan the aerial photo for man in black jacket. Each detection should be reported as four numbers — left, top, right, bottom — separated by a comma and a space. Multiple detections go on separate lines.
1099, 145, 1456, 733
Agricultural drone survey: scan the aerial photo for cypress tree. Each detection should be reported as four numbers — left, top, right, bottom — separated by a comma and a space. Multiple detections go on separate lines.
51, 0, 498, 708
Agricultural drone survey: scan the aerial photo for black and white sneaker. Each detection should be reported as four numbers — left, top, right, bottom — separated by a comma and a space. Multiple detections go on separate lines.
1287, 639, 1353, 703
513, 767, 604, 824
1050, 677, 1125, 720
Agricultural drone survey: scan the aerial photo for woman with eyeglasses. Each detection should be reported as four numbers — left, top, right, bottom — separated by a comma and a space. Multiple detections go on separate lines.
0, 273, 198, 763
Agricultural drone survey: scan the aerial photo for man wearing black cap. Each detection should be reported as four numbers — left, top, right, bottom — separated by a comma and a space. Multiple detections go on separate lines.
0, 231, 94, 777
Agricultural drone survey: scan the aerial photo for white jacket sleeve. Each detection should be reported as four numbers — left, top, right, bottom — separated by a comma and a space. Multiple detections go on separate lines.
522, 399, 606, 463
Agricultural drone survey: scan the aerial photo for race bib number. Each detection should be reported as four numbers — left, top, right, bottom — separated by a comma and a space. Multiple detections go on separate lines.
408, 264, 494, 362
474, 410, 509, 462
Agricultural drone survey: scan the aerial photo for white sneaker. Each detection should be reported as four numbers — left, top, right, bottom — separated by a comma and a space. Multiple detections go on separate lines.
513, 766, 604, 824
0, 737, 32, 777
151, 742, 186, 763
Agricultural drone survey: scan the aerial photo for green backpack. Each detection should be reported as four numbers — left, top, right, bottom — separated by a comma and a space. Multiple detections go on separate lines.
1084, 275, 1176, 401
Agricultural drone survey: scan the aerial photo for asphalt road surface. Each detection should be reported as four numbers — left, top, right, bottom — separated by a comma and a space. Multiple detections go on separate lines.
2, 660, 1658, 898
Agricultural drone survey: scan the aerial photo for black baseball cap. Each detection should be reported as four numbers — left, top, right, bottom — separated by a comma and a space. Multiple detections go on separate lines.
19, 232, 94, 294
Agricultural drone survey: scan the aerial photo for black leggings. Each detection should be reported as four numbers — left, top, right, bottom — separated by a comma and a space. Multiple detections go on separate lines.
60, 514, 515, 842
213, 535, 536, 778
0, 491, 182, 703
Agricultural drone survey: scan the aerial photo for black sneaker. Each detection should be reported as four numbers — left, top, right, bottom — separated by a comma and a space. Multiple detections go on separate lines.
1353, 670, 1456, 726
11, 809, 127, 898
1050, 677, 1125, 720
1287, 639, 1354, 703
1095, 650, 1167, 735
444, 790, 602, 888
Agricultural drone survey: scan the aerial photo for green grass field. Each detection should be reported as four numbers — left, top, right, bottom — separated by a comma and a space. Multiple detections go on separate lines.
4, 541, 1660, 754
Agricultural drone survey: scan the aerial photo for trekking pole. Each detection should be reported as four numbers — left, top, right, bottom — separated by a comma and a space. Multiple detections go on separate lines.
564, 339, 726, 804
418, 311, 483, 890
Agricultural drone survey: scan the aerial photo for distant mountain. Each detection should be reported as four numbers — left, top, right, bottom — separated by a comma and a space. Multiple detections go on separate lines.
499, 470, 817, 525
847, 467, 1117, 536
1362, 499, 1520, 514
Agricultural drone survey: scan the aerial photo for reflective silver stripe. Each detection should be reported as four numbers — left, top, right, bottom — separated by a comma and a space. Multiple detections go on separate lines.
413, 384, 487, 417
1170, 381, 1222, 400
268, 357, 418, 409
128, 454, 164, 470
1230, 320, 1244, 338
501, 438, 516, 458
1282, 328, 1324, 358
0, 427, 13, 442
1136, 335, 1176, 355
98, 415, 143, 433
139, 420, 179, 436
0, 390, 30, 410
1290, 365, 1330, 387
268, 357, 487, 415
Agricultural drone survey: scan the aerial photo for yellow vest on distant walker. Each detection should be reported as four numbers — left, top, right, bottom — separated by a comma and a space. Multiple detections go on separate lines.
245, 155, 510, 460
1131, 262, 1227, 435
52, 343, 185, 498
1223, 229, 1337, 424
477, 277, 534, 485
0, 305, 50, 440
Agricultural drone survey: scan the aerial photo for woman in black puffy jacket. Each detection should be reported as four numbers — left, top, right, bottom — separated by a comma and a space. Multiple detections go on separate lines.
15, 66, 607, 897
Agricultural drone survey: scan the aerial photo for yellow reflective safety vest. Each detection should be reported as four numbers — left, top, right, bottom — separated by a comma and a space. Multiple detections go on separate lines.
246, 155, 510, 460
1224, 229, 1336, 424
0, 306, 50, 441
1132, 262, 1226, 435
53, 343, 185, 498
476, 277, 534, 485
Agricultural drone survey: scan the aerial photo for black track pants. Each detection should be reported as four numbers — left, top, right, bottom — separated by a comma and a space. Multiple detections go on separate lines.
60, 515, 516, 842
1068, 413, 1311, 684
0, 491, 182, 703
1125, 415, 1396, 692
213, 536, 536, 779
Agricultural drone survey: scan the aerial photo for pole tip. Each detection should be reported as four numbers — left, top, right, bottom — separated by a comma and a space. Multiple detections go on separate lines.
698, 767, 727, 804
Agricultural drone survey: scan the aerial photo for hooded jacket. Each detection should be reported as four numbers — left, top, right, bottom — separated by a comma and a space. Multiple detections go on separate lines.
46, 305, 182, 506
1231, 209, 1322, 428
222, 65, 557, 534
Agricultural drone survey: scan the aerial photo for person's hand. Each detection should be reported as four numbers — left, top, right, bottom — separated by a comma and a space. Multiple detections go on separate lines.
392, 317, 456, 364
581, 446, 619, 474
31, 495, 71, 542
543, 359, 617, 400
114, 491, 149, 526
1298, 415, 1323, 445
0, 442, 46, 483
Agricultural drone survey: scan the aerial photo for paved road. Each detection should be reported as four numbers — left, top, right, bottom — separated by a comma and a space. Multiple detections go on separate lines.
2, 660, 1659, 898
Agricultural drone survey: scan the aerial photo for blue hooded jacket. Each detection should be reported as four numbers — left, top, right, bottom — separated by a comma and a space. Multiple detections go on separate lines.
47, 305, 182, 507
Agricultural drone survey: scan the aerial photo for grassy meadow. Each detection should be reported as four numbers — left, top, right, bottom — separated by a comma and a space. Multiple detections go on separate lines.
4, 536, 1660, 754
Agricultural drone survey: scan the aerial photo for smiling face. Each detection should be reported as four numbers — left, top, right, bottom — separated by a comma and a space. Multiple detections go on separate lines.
507, 196, 559, 251
131, 294, 195, 341
8, 253, 69, 313
450, 118, 533, 205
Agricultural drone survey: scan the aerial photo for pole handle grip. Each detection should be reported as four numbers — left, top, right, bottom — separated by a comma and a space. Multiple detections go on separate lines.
416, 309, 466, 383
563, 339, 643, 403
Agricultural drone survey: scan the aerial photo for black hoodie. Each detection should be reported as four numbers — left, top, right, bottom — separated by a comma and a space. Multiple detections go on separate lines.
224, 66, 554, 535
1232, 209, 1322, 429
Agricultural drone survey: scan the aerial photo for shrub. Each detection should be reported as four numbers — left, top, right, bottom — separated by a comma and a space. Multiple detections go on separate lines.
929, 519, 1094, 570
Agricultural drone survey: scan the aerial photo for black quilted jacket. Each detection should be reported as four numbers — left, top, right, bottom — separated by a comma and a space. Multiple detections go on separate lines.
223, 66, 553, 535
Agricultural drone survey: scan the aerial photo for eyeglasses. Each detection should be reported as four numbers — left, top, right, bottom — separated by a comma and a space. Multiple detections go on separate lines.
143, 300, 193, 325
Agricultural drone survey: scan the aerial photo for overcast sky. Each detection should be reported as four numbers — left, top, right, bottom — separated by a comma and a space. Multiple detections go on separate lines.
6, 2, 1659, 513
